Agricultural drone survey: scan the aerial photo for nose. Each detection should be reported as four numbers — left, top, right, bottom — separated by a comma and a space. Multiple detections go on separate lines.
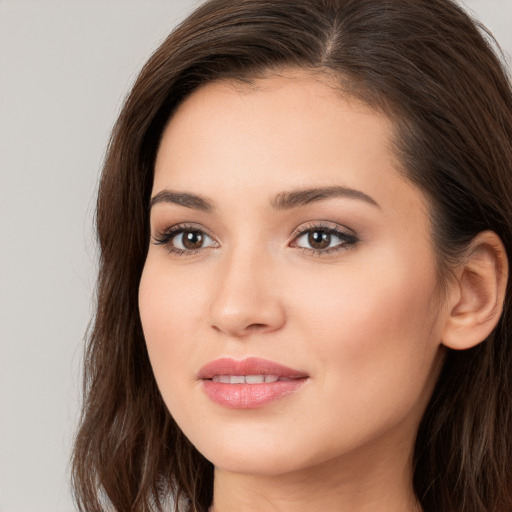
208, 245, 286, 338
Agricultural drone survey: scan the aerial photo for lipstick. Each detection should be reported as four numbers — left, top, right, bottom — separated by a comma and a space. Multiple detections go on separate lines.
198, 357, 308, 409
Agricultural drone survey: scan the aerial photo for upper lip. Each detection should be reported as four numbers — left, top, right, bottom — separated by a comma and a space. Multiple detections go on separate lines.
198, 357, 308, 380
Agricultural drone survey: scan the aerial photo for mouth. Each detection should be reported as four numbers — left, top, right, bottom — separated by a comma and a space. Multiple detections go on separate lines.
198, 357, 309, 409
198, 356, 308, 380
210, 375, 296, 384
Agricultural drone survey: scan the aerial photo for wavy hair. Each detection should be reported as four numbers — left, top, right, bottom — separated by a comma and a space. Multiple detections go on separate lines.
72, 1, 512, 511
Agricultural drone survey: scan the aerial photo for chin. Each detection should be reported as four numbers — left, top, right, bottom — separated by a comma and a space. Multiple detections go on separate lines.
189, 428, 338, 478
208, 449, 309, 477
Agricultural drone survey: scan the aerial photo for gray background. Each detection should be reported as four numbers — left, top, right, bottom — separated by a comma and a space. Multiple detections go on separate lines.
0, 1, 510, 511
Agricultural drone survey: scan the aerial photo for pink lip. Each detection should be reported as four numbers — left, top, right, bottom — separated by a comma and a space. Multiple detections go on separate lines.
198, 357, 309, 409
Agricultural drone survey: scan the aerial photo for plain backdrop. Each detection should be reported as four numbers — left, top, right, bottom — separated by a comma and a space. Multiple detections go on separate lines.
0, 1, 510, 511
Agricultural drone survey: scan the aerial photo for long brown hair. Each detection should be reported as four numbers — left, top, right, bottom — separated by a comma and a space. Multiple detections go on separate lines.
72, 1, 512, 511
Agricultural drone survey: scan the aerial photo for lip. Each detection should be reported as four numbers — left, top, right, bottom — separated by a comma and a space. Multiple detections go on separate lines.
198, 357, 307, 380
198, 357, 309, 409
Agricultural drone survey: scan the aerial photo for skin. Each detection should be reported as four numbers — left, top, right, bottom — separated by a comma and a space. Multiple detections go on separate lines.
139, 69, 452, 512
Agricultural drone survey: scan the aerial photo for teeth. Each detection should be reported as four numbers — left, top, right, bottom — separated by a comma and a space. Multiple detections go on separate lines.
212, 375, 280, 384
245, 375, 265, 384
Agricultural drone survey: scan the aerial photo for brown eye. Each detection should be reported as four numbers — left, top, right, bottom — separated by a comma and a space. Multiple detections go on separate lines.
153, 225, 218, 255
307, 230, 331, 249
180, 231, 205, 250
171, 229, 217, 251
292, 225, 358, 254
154, 226, 218, 255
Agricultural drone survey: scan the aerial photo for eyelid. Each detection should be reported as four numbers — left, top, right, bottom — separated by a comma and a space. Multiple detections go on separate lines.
290, 220, 356, 239
152, 223, 219, 255
152, 220, 358, 257
289, 221, 359, 255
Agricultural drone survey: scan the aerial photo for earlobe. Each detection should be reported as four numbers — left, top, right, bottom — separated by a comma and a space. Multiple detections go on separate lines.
441, 231, 508, 350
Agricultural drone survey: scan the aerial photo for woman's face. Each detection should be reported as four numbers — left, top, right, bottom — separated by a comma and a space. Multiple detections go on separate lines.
139, 70, 447, 477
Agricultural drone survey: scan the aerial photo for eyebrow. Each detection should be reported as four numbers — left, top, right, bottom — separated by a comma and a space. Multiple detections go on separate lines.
149, 186, 380, 212
150, 190, 213, 212
271, 186, 380, 210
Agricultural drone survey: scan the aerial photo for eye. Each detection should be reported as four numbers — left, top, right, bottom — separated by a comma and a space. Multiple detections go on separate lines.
153, 224, 218, 255
291, 223, 358, 255
172, 230, 215, 251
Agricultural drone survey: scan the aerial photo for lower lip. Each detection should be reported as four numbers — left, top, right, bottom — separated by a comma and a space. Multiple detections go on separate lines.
201, 379, 307, 409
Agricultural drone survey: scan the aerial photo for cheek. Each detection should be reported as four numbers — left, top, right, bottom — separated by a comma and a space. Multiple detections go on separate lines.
287, 248, 443, 416
138, 258, 206, 388
139, 250, 213, 331
139, 262, 211, 440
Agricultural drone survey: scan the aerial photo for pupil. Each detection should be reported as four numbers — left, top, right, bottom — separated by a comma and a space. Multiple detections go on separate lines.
308, 231, 331, 249
183, 231, 203, 249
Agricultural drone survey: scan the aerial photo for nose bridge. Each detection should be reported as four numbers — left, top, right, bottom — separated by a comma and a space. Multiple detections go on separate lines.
209, 236, 285, 337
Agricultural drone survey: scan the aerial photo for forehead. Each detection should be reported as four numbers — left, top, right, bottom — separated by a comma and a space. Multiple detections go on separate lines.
153, 69, 425, 221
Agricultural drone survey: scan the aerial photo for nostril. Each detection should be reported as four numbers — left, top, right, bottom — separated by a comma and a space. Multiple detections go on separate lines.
247, 323, 267, 331
210, 322, 275, 337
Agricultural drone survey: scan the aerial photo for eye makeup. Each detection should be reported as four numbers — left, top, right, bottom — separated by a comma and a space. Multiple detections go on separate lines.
290, 221, 359, 257
152, 220, 359, 258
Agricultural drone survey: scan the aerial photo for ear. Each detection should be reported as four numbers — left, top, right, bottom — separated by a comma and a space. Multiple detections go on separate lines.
441, 230, 508, 350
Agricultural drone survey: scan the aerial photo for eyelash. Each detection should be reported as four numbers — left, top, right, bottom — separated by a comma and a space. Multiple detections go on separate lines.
290, 222, 359, 256
152, 222, 359, 257
152, 223, 217, 256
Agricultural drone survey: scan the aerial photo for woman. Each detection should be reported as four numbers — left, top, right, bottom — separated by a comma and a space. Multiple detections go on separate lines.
72, 0, 512, 511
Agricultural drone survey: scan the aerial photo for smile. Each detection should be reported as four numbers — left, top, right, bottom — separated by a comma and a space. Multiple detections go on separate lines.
211, 375, 294, 384
199, 358, 309, 408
